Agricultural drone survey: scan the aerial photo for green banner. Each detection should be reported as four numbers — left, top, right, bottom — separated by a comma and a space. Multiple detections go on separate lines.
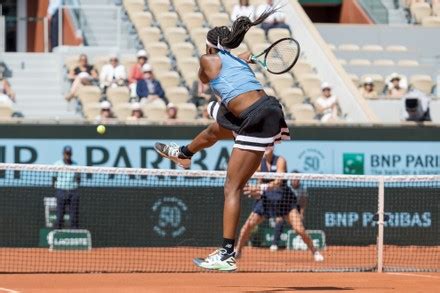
48, 229, 92, 251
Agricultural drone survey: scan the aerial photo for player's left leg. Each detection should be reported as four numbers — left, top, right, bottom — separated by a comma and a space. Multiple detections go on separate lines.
270, 217, 285, 251
286, 208, 324, 262
235, 212, 265, 257
194, 148, 264, 271
155, 122, 233, 169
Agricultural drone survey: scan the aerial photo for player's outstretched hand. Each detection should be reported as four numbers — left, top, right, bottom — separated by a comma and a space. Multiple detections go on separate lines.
243, 184, 262, 199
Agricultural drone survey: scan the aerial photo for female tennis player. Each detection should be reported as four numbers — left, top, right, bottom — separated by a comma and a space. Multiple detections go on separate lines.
155, 8, 290, 271
234, 148, 324, 262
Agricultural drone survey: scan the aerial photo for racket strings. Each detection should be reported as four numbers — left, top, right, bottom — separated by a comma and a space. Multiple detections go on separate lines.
266, 39, 300, 74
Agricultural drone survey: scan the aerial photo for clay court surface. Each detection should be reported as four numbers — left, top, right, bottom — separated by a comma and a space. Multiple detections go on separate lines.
0, 272, 438, 293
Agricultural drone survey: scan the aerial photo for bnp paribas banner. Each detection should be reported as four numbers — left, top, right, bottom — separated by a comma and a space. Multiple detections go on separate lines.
0, 139, 439, 175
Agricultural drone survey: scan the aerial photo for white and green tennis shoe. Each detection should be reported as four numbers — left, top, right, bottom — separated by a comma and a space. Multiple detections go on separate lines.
154, 142, 191, 169
193, 249, 237, 272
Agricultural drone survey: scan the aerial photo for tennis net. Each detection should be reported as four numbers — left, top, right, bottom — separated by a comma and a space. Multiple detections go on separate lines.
0, 163, 438, 273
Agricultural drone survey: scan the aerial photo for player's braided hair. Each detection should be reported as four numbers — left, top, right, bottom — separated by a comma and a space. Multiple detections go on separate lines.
206, 7, 278, 50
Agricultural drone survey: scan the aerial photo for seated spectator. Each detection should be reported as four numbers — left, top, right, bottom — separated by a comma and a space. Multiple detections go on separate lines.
190, 78, 216, 107
95, 100, 116, 123
0, 76, 16, 105
166, 103, 178, 120
256, 0, 290, 34
231, 0, 255, 21
136, 64, 168, 105
401, 89, 431, 122
128, 50, 149, 85
359, 77, 378, 99
126, 102, 144, 121
99, 54, 127, 91
65, 54, 98, 101
387, 73, 406, 98
314, 82, 339, 122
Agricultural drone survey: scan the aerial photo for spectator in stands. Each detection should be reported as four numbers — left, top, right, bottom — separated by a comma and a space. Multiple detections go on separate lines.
136, 64, 168, 105
47, 0, 62, 51
99, 54, 127, 91
256, 0, 290, 34
53, 146, 80, 229
166, 103, 178, 120
0, 76, 16, 105
65, 54, 98, 101
190, 78, 216, 107
401, 89, 431, 122
126, 102, 144, 121
359, 77, 378, 99
95, 100, 116, 123
387, 73, 406, 98
314, 82, 339, 122
128, 50, 149, 85
231, 0, 255, 21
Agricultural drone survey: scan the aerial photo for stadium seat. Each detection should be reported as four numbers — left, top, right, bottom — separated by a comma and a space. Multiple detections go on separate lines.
327, 43, 336, 50
373, 59, 395, 66
209, 13, 230, 27
171, 42, 196, 59
290, 104, 315, 122
120, 55, 137, 71
263, 87, 276, 97
130, 12, 153, 33
268, 74, 294, 95
64, 55, 79, 71
138, 27, 161, 45
77, 86, 101, 105
181, 12, 205, 29
123, 0, 145, 19
421, 16, 440, 26
113, 103, 132, 120
174, 0, 197, 15
279, 88, 304, 107
231, 43, 249, 55
156, 12, 179, 29
0, 103, 13, 118
145, 42, 168, 59
298, 73, 322, 100
348, 73, 360, 87
385, 45, 408, 52
338, 44, 360, 51
93, 55, 111, 73
338, 59, 347, 65
361, 44, 383, 52
150, 57, 172, 73
166, 87, 190, 104
410, 74, 434, 94
291, 59, 314, 78
176, 103, 198, 121
223, 0, 237, 14
143, 103, 167, 122
244, 28, 266, 46
249, 42, 270, 53
177, 57, 199, 85
190, 27, 210, 53
349, 59, 371, 66
82, 103, 101, 120
254, 72, 267, 85
164, 27, 188, 43
156, 71, 181, 88
107, 87, 130, 106
148, 0, 170, 16
398, 59, 420, 67
267, 28, 291, 43
199, 0, 222, 15
411, 2, 432, 23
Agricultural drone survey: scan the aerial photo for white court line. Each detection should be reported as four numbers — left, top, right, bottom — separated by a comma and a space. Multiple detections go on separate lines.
386, 272, 440, 279
0, 288, 20, 293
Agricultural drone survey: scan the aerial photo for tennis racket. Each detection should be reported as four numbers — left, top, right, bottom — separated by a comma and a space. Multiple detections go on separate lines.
250, 37, 300, 75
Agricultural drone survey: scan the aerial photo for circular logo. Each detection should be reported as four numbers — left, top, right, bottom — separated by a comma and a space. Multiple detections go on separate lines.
151, 197, 188, 238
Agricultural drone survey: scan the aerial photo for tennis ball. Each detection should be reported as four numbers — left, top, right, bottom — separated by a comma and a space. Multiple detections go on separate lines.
96, 124, 106, 135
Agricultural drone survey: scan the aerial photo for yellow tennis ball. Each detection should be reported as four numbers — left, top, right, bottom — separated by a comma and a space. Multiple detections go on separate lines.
97, 124, 106, 135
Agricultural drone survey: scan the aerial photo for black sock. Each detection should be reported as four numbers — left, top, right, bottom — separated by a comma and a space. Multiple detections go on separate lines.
222, 238, 235, 254
180, 145, 194, 158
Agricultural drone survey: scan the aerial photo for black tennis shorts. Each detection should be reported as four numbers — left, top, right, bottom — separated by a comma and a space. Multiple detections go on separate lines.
207, 95, 290, 151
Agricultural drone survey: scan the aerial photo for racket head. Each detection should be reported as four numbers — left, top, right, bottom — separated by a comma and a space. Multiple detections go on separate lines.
264, 37, 301, 75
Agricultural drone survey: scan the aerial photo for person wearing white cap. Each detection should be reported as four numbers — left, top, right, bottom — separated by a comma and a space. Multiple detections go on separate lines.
314, 82, 339, 122
128, 50, 149, 85
95, 100, 115, 123
359, 76, 378, 99
126, 102, 144, 121
136, 64, 168, 105
387, 72, 406, 98
99, 54, 127, 91
65, 54, 98, 101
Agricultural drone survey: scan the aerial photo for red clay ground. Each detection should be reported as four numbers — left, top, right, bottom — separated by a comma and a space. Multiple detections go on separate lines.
0, 272, 439, 293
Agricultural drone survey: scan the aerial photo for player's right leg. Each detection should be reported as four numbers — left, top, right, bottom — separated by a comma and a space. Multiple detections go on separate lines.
235, 212, 265, 258
154, 122, 233, 169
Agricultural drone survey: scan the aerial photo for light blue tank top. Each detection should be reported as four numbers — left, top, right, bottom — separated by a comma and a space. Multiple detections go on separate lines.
209, 51, 263, 105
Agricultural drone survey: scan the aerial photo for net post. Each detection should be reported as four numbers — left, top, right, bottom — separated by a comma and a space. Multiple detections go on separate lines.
377, 177, 385, 273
